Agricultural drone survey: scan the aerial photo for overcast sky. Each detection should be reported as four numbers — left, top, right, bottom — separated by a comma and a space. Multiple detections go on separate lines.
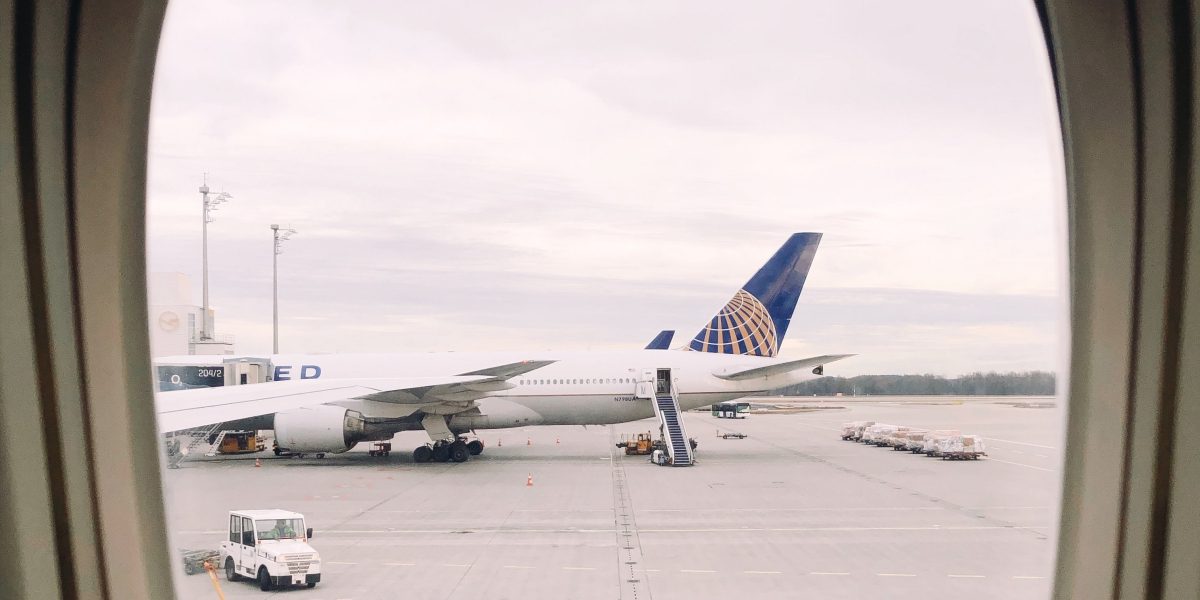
146, 0, 1065, 376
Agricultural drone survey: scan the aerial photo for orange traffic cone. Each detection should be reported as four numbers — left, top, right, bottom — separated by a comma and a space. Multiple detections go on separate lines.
255, 458, 261, 468
527, 437, 531, 446
526, 473, 533, 487
497, 438, 502, 447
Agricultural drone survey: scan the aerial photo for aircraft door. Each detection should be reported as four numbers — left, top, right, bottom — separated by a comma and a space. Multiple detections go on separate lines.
635, 369, 656, 398
656, 369, 672, 395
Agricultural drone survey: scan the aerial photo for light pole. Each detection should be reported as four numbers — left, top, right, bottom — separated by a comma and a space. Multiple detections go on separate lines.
199, 176, 231, 340
271, 224, 297, 354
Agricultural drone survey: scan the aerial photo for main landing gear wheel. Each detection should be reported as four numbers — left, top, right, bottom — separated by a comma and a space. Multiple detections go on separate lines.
449, 441, 470, 463
413, 445, 433, 462
467, 440, 484, 455
432, 444, 451, 462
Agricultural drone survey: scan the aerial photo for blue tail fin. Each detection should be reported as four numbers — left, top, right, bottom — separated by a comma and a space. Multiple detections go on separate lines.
687, 232, 822, 357
644, 330, 675, 350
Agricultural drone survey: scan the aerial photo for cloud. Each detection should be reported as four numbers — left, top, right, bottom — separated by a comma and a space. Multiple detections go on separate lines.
147, 0, 1066, 375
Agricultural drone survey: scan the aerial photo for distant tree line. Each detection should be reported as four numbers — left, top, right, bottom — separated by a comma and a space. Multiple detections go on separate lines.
774, 371, 1056, 396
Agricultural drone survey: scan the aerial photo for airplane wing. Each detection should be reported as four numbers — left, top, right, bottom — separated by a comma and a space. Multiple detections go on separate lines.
713, 354, 855, 381
156, 360, 555, 432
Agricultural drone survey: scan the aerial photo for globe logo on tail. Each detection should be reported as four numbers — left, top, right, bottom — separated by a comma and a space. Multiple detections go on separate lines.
688, 289, 778, 357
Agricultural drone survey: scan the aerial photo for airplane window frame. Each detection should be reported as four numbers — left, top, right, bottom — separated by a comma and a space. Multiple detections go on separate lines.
4, 1, 1200, 598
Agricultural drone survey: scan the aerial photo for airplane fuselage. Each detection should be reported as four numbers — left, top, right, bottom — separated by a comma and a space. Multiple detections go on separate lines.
184, 349, 822, 432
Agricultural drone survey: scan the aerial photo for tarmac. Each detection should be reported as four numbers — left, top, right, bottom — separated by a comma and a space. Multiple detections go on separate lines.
167, 397, 1061, 600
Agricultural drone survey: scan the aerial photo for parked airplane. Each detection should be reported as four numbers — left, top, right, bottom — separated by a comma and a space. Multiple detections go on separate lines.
156, 232, 850, 463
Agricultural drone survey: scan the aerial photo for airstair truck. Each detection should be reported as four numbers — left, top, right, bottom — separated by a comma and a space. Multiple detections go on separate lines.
220, 509, 321, 591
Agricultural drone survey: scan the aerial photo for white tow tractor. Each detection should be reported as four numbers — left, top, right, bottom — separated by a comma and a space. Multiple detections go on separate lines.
220, 509, 321, 591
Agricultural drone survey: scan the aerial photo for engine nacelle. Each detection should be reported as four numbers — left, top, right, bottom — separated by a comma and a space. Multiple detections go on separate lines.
274, 405, 366, 453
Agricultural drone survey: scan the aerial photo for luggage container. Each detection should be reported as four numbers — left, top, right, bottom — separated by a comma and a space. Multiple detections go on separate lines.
903, 430, 930, 452
864, 424, 898, 446
935, 435, 987, 460
841, 421, 874, 440
921, 430, 961, 456
888, 426, 913, 450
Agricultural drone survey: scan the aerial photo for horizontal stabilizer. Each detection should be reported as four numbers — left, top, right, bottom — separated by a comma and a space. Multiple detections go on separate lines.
714, 354, 854, 381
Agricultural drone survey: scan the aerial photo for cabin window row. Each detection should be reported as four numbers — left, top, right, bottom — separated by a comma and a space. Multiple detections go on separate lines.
518, 378, 635, 385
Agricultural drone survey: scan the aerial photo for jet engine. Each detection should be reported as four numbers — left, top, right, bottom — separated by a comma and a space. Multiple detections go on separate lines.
273, 405, 367, 454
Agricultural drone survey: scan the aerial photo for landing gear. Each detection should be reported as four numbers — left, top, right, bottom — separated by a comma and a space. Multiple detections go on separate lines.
449, 441, 470, 463
413, 437, 479, 463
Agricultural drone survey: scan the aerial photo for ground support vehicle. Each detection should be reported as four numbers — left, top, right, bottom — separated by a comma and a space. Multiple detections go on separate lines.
219, 509, 321, 591
720, 432, 747, 439
712, 401, 750, 418
213, 430, 265, 454
368, 441, 391, 457
616, 432, 656, 455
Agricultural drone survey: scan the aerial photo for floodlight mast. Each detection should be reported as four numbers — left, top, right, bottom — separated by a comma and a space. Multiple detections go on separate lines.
199, 174, 231, 341
271, 223, 297, 354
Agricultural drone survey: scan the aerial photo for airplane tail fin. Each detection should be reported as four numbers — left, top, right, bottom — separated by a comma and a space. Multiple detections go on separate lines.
645, 330, 675, 350
687, 232, 822, 357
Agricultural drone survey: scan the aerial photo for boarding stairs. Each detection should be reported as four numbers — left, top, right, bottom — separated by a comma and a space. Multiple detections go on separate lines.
652, 389, 693, 466
165, 423, 225, 468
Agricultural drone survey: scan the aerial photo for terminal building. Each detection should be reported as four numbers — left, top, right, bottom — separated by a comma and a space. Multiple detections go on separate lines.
148, 272, 235, 357
148, 272, 269, 392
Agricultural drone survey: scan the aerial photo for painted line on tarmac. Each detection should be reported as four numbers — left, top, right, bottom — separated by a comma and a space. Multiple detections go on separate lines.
986, 458, 1056, 472
984, 437, 1057, 450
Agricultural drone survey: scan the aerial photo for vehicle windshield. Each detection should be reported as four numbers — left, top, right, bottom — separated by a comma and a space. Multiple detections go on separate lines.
255, 518, 303, 541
